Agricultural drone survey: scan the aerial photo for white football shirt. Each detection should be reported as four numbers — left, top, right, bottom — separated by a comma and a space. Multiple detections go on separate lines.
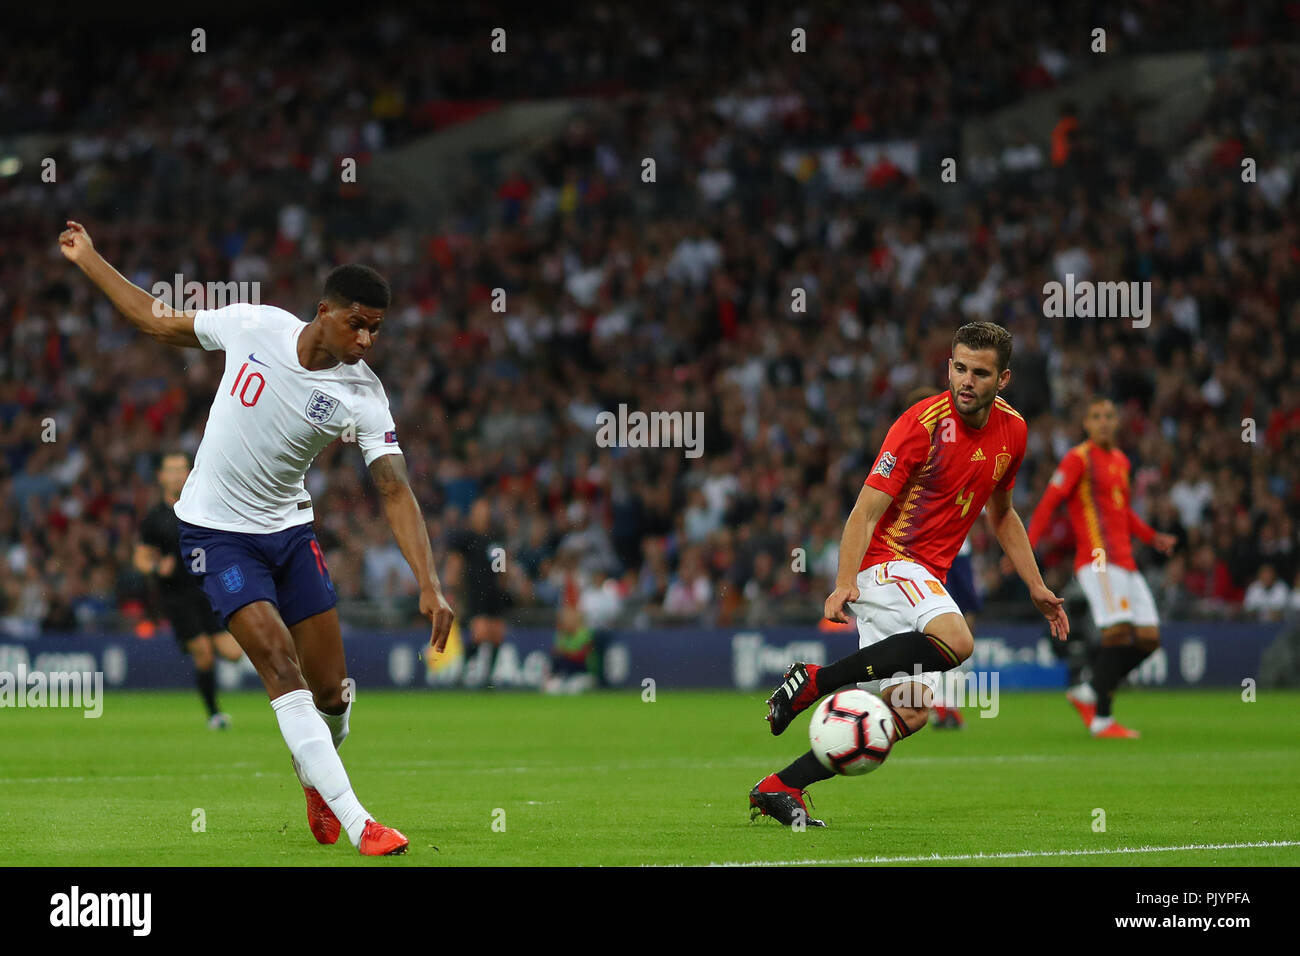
174, 302, 402, 533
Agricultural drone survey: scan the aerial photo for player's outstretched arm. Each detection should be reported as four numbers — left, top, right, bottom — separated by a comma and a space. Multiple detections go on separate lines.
986, 487, 1069, 640
823, 484, 893, 622
369, 452, 455, 652
57, 221, 201, 347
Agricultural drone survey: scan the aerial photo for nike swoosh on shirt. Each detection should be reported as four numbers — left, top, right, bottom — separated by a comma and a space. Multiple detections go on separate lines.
248, 353, 269, 366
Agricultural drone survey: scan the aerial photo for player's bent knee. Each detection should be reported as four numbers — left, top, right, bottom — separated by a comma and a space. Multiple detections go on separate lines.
228, 603, 306, 693
1135, 627, 1160, 651
924, 612, 973, 662
243, 643, 306, 695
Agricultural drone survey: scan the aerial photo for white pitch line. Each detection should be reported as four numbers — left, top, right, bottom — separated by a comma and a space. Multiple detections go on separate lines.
3, 748, 1294, 785
699, 840, 1300, 867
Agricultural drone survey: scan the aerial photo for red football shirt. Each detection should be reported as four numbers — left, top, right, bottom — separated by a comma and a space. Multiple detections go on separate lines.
861, 392, 1027, 582
1027, 440, 1156, 572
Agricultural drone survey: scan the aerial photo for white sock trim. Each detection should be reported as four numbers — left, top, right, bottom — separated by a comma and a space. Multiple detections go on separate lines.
271, 687, 314, 712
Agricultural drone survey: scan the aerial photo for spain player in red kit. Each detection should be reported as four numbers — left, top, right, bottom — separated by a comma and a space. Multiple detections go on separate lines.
1027, 398, 1176, 738
751, 322, 1069, 826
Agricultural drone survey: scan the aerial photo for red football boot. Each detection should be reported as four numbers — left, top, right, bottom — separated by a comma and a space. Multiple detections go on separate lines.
1092, 722, 1140, 739
1065, 687, 1097, 727
303, 786, 341, 845
358, 820, 410, 856
748, 773, 826, 827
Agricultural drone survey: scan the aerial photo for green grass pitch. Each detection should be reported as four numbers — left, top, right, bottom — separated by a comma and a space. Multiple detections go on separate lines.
2, 688, 1296, 866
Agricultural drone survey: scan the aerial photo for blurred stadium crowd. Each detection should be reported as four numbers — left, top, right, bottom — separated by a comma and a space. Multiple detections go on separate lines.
2, 2, 1299, 637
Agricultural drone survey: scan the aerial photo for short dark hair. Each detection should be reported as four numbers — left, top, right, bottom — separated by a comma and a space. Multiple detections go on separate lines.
323, 264, 391, 310
952, 321, 1013, 372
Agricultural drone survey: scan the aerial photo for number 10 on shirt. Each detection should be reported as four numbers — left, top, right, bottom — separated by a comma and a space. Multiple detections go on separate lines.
231, 362, 266, 407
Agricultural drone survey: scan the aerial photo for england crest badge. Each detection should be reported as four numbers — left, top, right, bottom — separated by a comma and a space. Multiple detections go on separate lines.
305, 389, 340, 425
219, 565, 245, 593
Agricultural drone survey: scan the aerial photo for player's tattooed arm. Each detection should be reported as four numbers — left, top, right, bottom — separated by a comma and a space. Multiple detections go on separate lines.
369, 453, 455, 652
57, 221, 202, 348
986, 487, 1069, 640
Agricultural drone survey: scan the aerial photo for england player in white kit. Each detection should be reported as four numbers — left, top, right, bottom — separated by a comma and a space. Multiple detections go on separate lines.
60, 220, 454, 856
176, 300, 402, 536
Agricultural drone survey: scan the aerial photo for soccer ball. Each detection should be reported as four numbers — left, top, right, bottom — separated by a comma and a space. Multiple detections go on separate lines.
808, 689, 897, 776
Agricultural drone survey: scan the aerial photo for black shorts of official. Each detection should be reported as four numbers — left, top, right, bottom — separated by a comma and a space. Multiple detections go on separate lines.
160, 590, 224, 648
464, 586, 509, 622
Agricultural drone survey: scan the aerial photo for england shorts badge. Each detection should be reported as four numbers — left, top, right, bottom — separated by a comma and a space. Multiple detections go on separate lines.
872, 451, 897, 479
305, 389, 340, 425
219, 565, 245, 593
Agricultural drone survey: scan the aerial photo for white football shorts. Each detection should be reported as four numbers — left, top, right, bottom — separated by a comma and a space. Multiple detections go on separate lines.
844, 560, 962, 698
1076, 564, 1159, 630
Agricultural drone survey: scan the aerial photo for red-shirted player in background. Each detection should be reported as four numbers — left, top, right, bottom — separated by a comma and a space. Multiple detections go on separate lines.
750, 322, 1069, 826
1026, 397, 1177, 739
